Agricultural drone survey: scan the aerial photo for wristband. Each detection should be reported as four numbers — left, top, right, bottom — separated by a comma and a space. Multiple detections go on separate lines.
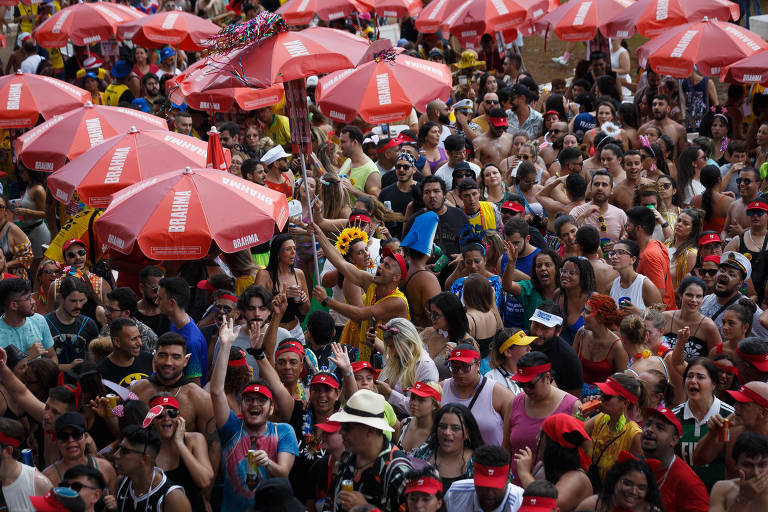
322, 297, 330, 307
661, 222, 669, 228
344, 368, 353, 377
247, 347, 266, 360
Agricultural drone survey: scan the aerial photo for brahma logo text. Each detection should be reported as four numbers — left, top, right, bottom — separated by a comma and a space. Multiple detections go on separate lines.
103, 147, 131, 184
168, 190, 192, 232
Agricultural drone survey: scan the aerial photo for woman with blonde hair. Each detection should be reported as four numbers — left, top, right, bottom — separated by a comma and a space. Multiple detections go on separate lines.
462, 274, 503, 357
369, 317, 439, 416
396, 380, 442, 453
220, 249, 261, 295
487, 328, 533, 394
314, 173, 352, 233
33, 258, 61, 315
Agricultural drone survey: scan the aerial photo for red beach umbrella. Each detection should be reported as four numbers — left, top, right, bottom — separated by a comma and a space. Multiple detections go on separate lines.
93, 167, 290, 260
276, 0, 370, 25
721, 50, 768, 85
47, 128, 209, 208
117, 10, 221, 51
16, 103, 168, 171
533, 0, 636, 40
34, 2, 144, 47
601, 0, 740, 38
637, 19, 768, 77
0, 71, 90, 129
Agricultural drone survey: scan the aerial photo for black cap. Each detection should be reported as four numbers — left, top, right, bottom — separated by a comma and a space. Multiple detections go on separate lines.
55, 412, 85, 434
5, 345, 28, 369
444, 134, 466, 152
509, 83, 531, 99
253, 478, 306, 512
457, 177, 479, 193
453, 161, 472, 173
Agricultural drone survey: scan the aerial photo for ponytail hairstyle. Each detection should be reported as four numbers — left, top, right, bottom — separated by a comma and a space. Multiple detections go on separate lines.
609, 372, 650, 421
699, 165, 722, 222
724, 297, 758, 336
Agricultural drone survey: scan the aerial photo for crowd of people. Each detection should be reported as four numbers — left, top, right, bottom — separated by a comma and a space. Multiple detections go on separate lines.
2, 1, 768, 512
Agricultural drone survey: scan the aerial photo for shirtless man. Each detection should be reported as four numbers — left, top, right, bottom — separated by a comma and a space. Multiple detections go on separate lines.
539, 121, 569, 169
131, 332, 220, 492
399, 212, 442, 328
723, 166, 763, 238
537, 173, 588, 234
709, 431, 768, 512
639, 95, 687, 159
576, 226, 618, 294
473, 107, 514, 166
611, 150, 650, 211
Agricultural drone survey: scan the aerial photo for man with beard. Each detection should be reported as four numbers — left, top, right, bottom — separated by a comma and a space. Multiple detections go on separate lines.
99, 287, 157, 352
135, 266, 170, 336
695, 382, 768, 479
725, 199, 768, 304
242, 159, 267, 186
201, 289, 238, 354
131, 332, 220, 495
142, 73, 163, 108
444, 445, 524, 512
709, 432, 768, 512
570, 171, 627, 243
97, 318, 153, 387
378, 152, 417, 237
526, 304, 583, 396
423, 100, 454, 143
174, 111, 196, 138
402, 176, 469, 283
473, 108, 515, 166
44, 277, 98, 371
699, 251, 768, 338
625, 206, 675, 309
539, 120, 569, 169
639, 95, 687, 159
310, 224, 409, 361
723, 167, 763, 238
219, 122, 240, 150
0, 278, 56, 360
339, 126, 381, 203
374, 137, 400, 175
642, 407, 709, 512
611, 150, 650, 211
213, 318, 298, 512
506, 84, 543, 141
261, 145, 295, 200
472, 92, 501, 133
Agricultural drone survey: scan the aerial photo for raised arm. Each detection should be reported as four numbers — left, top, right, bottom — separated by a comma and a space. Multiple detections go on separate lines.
0, 347, 44, 423
210, 319, 241, 429
309, 222, 373, 290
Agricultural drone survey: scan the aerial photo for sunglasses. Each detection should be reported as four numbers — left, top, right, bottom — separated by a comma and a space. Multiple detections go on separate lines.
56, 430, 84, 442
736, 178, 752, 185
395, 164, 412, 170
214, 304, 233, 314
747, 209, 766, 217
157, 407, 180, 419
598, 216, 607, 232
697, 268, 719, 277
659, 182, 672, 190
61, 481, 100, 492
485, 100, 500, 104
66, 250, 86, 259
520, 155, 530, 160
449, 361, 476, 373
455, 172, 474, 178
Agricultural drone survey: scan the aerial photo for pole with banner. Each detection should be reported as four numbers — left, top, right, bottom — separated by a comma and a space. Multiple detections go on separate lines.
284, 78, 321, 283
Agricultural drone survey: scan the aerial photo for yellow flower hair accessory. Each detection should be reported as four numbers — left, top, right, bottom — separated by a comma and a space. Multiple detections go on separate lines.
335, 227, 368, 256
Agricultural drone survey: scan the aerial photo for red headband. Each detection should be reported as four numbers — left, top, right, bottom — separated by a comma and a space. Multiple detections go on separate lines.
0, 432, 21, 448
714, 361, 740, 377
228, 357, 249, 367
396, 134, 416, 144
617, 450, 661, 472
218, 294, 238, 303
349, 214, 371, 224
377, 138, 401, 154
510, 363, 551, 382
544, 110, 560, 118
597, 377, 639, 404
405, 476, 442, 495
737, 349, 768, 371
149, 396, 180, 409
57, 374, 82, 409
276, 341, 305, 358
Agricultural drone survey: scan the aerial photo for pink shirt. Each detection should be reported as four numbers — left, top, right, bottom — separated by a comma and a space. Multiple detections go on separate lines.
569, 202, 627, 242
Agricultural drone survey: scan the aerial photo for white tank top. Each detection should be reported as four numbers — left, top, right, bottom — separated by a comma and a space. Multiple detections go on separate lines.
441, 377, 504, 446
3, 463, 37, 511
610, 274, 647, 311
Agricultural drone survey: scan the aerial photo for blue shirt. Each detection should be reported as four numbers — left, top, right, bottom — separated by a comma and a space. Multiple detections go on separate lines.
0, 314, 54, 352
218, 412, 298, 512
499, 248, 540, 329
170, 319, 208, 386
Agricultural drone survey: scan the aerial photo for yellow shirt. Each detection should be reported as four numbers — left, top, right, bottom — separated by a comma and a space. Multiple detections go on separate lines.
264, 114, 291, 147
17, 4, 38, 34
468, 201, 497, 231
589, 413, 643, 480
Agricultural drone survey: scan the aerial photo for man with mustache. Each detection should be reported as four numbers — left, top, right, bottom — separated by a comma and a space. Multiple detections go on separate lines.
642, 407, 709, 512
473, 108, 515, 166
723, 166, 763, 238
699, 252, 768, 339
135, 265, 170, 337
569, 170, 627, 243
424, 99, 454, 144
44, 277, 98, 372
639, 94, 687, 160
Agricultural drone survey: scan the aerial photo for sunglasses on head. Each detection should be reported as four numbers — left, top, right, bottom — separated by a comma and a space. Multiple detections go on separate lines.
56, 430, 84, 442
66, 250, 86, 259
697, 268, 718, 277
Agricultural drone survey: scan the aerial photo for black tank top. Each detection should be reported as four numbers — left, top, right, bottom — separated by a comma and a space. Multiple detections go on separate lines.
739, 232, 767, 304
165, 459, 204, 512
272, 269, 303, 324
115, 469, 183, 512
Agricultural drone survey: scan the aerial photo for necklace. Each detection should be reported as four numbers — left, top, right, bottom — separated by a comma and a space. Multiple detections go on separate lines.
132, 469, 158, 509
657, 455, 675, 490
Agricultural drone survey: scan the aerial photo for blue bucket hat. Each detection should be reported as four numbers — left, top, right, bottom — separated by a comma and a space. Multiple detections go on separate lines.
160, 47, 176, 61
111, 60, 131, 79
401, 211, 439, 256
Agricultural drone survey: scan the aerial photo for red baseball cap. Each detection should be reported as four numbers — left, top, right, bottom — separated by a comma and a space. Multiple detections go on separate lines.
447, 345, 480, 363
382, 247, 407, 278
351, 361, 374, 374
315, 421, 341, 433
747, 200, 768, 212
405, 476, 443, 495
645, 407, 682, 436
474, 462, 510, 489
61, 239, 86, 253
701, 255, 721, 265
596, 377, 639, 404
489, 116, 509, 128
727, 383, 768, 410
29, 488, 84, 512
501, 201, 525, 213
241, 384, 273, 400
698, 232, 722, 246
510, 363, 551, 383
196, 279, 216, 291
407, 381, 442, 402
310, 372, 340, 389
518, 496, 558, 512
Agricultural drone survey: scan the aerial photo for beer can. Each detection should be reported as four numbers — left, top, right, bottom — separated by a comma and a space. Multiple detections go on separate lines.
106, 394, 118, 416
719, 418, 730, 442
247, 449, 259, 470
21, 449, 34, 467
341, 479, 354, 493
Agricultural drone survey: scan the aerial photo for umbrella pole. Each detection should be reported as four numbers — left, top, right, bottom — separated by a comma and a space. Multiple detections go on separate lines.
299, 151, 321, 284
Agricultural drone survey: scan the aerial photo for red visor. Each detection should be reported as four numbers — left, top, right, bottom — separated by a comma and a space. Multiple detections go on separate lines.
737, 349, 768, 372
228, 356, 249, 367
474, 462, 509, 489
501, 201, 525, 213
645, 407, 682, 436
149, 396, 179, 409
510, 363, 551, 383
714, 361, 740, 377
728, 385, 768, 410
596, 377, 638, 404
407, 381, 442, 402
241, 384, 273, 400
698, 233, 722, 246
519, 496, 558, 512
448, 348, 480, 363
405, 476, 442, 495
377, 138, 401, 154
276, 341, 305, 358
489, 116, 508, 128
0, 432, 21, 448
311, 373, 340, 389
315, 421, 341, 433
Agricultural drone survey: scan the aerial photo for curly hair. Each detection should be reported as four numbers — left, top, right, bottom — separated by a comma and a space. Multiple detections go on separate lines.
586, 293, 626, 330
597, 458, 664, 512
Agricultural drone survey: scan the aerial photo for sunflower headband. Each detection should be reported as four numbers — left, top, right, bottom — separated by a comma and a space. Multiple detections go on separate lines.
335, 227, 369, 256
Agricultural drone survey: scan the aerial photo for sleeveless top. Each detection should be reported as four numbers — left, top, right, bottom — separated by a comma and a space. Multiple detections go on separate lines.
609, 274, 647, 312
165, 459, 204, 512
272, 270, 302, 325
561, 291, 592, 345
738, 232, 767, 304
699, 195, 728, 234
2, 462, 36, 511
578, 333, 621, 385
265, 173, 293, 200
53, 455, 99, 481
341, 284, 409, 362
115, 468, 183, 512
426, 147, 448, 175
507, 391, 579, 485
104, 84, 130, 106
664, 313, 708, 362
441, 377, 503, 446
589, 413, 643, 480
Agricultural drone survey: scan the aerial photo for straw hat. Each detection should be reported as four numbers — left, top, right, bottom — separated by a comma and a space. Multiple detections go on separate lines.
452, 50, 486, 71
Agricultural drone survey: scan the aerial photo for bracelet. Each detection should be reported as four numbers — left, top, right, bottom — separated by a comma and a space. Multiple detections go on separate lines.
344, 368, 353, 377
322, 297, 330, 307
661, 222, 669, 228
246, 347, 266, 360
